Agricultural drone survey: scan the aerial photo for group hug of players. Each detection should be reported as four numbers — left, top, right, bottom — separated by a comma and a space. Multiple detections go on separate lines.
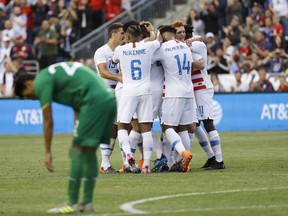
94, 19, 225, 174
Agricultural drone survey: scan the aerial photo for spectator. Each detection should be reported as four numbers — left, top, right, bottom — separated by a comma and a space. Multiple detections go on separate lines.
225, 0, 242, 24
237, 35, 252, 61
230, 71, 249, 92
261, 48, 288, 74
89, 0, 105, 28
77, 0, 95, 39
0, 2, 7, 30
213, 0, 227, 38
222, 36, 236, 63
200, 1, 219, 37
1, 20, 17, 45
252, 29, 273, 58
59, 19, 77, 61
105, 0, 121, 21
222, 15, 242, 46
211, 73, 225, 92
0, 58, 15, 97
20, 0, 34, 44
267, 0, 288, 21
249, 2, 265, 27
0, 36, 12, 74
261, 16, 276, 46
32, 0, 50, 29
205, 32, 219, 57
209, 47, 230, 74
10, 34, 32, 61
277, 73, 288, 92
10, 5, 27, 40
240, 52, 262, 73
34, 19, 58, 69
242, 15, 260, 43
272, 13, 284, 38
250, 66, 275, 92
186, 8, 204, 36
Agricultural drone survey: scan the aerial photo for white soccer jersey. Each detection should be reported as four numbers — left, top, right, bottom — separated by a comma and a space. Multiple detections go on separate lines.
94, 44, 119, 88
112, 40, 160, 96
190, 41, 213, 91
154, 40, 193, 98
150, 61, 164, 92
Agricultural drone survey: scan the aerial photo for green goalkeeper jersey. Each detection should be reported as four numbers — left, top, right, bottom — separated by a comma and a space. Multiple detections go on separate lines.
34, 62, 113, 110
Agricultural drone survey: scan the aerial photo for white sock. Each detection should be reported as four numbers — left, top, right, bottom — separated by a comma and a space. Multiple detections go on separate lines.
129, 130, 141, 156
196, 126, 214, 159
188, 132, 195, 148
162, 134, 173, 167
164, 128, 186, 155
142, 131, 153, 167
178, 130, 191, 151
208, 130, 223, 162
118, 129, 131, 164
100, 143, 111, 169
152, 131, 162, 159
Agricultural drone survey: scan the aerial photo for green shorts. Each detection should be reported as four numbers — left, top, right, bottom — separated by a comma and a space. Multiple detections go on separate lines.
73, 97, 117, 147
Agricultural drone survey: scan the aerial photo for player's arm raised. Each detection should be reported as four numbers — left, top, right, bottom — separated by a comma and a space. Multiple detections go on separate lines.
97, 63, 122, 82
42, 103, 54, 172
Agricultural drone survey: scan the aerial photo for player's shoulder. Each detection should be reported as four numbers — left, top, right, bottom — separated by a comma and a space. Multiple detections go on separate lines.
191, 41, 206, 50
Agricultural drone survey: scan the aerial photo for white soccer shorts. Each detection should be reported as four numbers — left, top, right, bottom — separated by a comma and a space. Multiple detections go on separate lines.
194, 88, 214, 120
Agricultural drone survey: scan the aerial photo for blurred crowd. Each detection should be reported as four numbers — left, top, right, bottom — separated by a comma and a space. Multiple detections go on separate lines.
186, 0, 288, 92
0, 0, 288, 97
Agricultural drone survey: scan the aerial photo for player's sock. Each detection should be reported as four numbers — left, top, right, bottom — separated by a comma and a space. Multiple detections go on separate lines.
162, 134, 173, 168
129, 130, 141, 156
152, 131, 162, 159
100, 143, 111, 170
208, 130, 223, 162
164, 128, 186, 155
82, 151, 98, 205
109, 138, 116, 159
142, 131, 153, 167
137, 135, 143, 159
68, 148, 84, 204
188, 132, 195, 147
118, 129, 132, 161
178, 130, 191, 151
196, 126, 214, 159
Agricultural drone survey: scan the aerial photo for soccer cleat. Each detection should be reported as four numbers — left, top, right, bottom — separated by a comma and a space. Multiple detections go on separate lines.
124, 164, 141, 173
158, 163, 169, 172
138, 158, 144, 169
79, 203, 94, 213
181, 150, 193, 172
118, 165, 125, 173
205, 160, 225, 170
142, 165, 150, 174
100, 166, 118, 173
151, 154, 168, 172
169, 160, 182, 172
47, 202, 79, 214
127, 153, 136, 166
201, 156, 216, 169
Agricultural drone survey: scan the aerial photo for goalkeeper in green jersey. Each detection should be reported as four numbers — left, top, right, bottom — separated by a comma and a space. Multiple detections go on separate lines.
14, 62, 117, 214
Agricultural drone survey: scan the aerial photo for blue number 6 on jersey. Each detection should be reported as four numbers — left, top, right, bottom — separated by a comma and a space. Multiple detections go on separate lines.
131, 60, 142, 80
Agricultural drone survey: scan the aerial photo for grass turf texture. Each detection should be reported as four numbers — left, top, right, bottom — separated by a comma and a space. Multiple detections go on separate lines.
0, 131, 288, 216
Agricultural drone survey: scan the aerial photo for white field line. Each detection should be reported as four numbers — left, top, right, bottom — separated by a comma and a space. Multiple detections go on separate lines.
119, 187, 288, 215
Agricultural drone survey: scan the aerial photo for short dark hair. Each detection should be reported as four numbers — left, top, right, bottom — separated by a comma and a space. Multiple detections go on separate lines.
14, 73, 36, 98
140, 21, 152, 38
126, 25, 141, 37
108, 23, 123, 38
159, 25, 176, 35
123, 20, 140, 32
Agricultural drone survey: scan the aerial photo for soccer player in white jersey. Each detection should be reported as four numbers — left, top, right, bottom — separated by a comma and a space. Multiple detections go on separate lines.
112, 25, 161, 173
153, 25, 194, 172
190, 40, 225, 169
94, 23, 124, 173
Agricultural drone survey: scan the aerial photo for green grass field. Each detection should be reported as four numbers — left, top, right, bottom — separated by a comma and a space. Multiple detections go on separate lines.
1, 131, 288, 216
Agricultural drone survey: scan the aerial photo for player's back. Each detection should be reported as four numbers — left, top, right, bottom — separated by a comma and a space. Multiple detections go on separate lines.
190, 41, 213, 91
155, 40, 193, 98
34, 62, 113, 109
113, 40, 160, 96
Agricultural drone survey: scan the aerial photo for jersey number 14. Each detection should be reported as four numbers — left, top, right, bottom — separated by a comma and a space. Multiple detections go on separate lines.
174, 54, 190, 75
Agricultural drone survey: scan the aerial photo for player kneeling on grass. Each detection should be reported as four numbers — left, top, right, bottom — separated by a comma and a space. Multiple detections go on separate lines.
14, 62, 116, 214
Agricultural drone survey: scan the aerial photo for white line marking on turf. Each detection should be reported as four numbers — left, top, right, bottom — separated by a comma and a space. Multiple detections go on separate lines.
120, 187, 288, 214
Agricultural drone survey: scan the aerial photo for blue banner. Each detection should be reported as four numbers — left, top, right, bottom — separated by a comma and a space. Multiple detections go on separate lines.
0, 93, 287, 134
